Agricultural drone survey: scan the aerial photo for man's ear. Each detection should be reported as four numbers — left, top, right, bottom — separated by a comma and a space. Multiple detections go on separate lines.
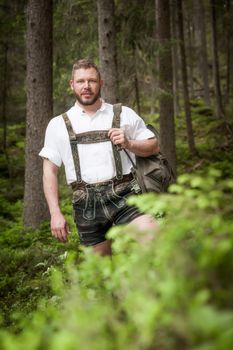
70, 80, 74, 90
100, 79, 104, 87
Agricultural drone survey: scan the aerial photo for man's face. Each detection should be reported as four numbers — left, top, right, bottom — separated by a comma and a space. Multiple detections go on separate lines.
70, 68, 103, 106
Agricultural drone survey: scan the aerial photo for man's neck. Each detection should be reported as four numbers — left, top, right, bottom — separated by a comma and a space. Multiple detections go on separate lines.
76, 99, 102, 116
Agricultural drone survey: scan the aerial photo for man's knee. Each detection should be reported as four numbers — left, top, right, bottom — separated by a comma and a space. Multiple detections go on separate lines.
130, 214, 158, 230
128, 214, 159, 242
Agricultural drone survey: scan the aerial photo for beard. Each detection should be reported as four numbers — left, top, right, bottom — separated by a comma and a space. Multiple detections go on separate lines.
74, 88, 101, 106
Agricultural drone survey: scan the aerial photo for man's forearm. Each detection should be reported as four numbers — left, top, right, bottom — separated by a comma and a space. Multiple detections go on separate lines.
42, 159, 69, 242
43, 170, 61, 215
126, 138, 160, 157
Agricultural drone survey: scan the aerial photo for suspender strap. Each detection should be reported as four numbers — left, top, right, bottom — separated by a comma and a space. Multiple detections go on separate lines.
112, 103, 121, 128
62, 113, 82, 183
75, 130, 109, 144
62, 112, 76, 141
62, 105, 124, 183
112, 103, 123, 179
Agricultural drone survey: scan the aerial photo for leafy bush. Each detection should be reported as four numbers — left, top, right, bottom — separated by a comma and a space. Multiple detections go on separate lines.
0, 170, 232, 349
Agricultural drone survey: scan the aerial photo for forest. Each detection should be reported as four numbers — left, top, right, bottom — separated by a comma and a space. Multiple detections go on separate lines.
0, 0, 233, 349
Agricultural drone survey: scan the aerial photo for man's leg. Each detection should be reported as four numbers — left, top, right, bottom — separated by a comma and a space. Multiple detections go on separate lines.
92, 240, 112, 256
91, 214, 158, 255
128, 214, 159, 242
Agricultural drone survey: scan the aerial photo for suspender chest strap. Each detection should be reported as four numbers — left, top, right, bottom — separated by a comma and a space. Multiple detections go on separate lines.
112, 103, 121, 128
62, 106, 123, 183
62, 113, 82, 183
112, 103, 123, 179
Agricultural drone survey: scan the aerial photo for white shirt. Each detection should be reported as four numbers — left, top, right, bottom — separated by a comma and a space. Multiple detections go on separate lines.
39, 101, 154, 184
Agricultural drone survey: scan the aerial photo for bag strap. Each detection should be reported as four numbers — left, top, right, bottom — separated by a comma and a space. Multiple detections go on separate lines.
112, 103, 137, 170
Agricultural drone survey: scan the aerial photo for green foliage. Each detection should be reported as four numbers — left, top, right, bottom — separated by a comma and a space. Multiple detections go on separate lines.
190, 99, 213, 117
0, 0, 26, 123
175, 100, 233, 178
0, 123, 25, 200
0, 171, 232, 349
0, 196, 80, 330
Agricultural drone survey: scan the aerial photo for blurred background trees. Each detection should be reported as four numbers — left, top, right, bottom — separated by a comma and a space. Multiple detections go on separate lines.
1, 0, 232, 120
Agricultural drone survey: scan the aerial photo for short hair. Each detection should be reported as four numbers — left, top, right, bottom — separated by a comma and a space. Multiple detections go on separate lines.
71, 59, 101, 80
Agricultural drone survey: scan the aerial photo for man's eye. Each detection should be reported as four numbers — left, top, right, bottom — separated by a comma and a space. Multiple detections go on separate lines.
75, 79, 97, 85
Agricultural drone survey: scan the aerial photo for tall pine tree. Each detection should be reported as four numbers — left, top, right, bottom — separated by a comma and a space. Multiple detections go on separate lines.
97, 0, 118, 103
24, 0, 53, 228
156, 0, 176, 175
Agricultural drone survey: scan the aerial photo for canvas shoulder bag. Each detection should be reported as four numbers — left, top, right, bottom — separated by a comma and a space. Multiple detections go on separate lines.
113, 104, 175, 193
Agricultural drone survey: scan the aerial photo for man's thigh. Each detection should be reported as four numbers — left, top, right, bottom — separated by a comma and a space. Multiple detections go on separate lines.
128, 214, 159, 242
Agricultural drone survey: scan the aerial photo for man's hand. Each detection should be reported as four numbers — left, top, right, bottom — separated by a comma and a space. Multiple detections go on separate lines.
108, 129, 159, 157
108, 128, 130, 149
50, 210, 70, 242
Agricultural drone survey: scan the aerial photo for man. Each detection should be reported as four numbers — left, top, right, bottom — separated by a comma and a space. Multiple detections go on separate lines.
39, 58, 160, 256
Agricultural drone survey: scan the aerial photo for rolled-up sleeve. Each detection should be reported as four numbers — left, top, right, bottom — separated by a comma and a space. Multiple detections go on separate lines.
133, 118, 155, 140
122, 107, 155, 140
39, 119, 62, 167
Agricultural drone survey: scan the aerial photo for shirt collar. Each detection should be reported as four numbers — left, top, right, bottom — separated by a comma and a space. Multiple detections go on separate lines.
99, 99, 106, 111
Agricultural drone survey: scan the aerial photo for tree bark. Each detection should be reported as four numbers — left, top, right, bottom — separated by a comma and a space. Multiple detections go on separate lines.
157, 0, 177, 176
226, 0, 233, 103
170, 0, 180, 116
24, 0, 53, 228
97, 0, 118, 103
1, 42, 12, 179
2, 42, 8, 155
210, 0, 225, 119
177, 0, 197, 155
132, 42, 141, 115
194, 0, 210, 106
186, 6, 195, 99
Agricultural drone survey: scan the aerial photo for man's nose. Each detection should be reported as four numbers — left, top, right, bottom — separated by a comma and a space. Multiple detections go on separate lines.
83, 80, 90, 88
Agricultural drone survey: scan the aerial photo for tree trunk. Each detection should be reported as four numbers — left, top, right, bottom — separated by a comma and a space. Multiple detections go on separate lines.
1, 41, 14, 182
186, 7, 195, 99
157, 0, 177, 176
177, 0, 197, 156
183, 0, 195, 100
226, 0, 233, 103
194, 0, 210, 106
154, 0, 160, 115
170, 0, 180, 116
210, 0, 225, 119
132, 42, 141, 115
1, 3, 13, 180
97, 0, 118, 103
24, 0, 53, 228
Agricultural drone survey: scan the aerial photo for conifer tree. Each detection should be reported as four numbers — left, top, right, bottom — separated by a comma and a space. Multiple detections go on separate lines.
97, 0, 118, 103
24, 0, 53, 228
